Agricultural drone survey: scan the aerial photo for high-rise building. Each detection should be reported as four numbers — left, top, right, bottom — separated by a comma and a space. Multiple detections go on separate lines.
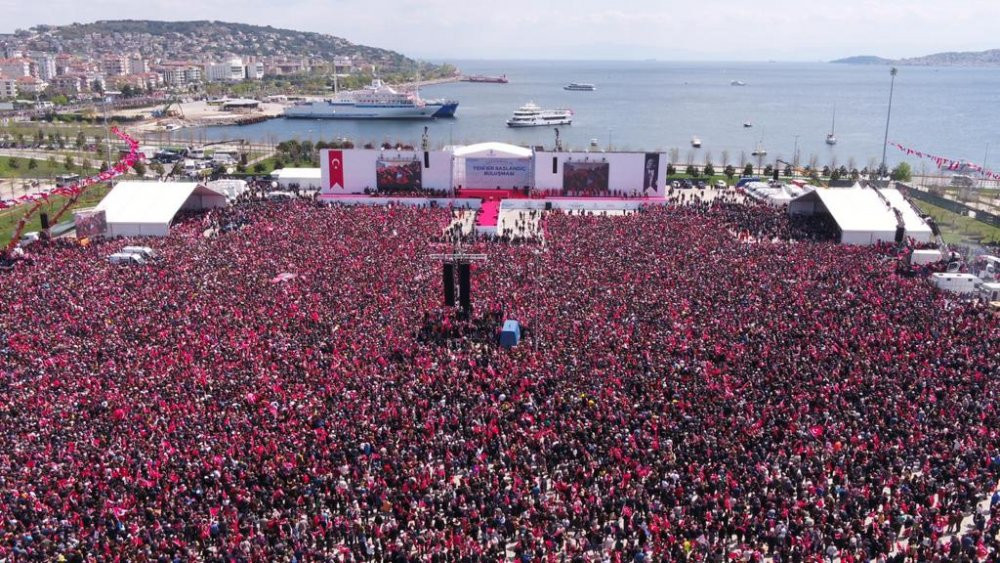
204, 58, 245, 82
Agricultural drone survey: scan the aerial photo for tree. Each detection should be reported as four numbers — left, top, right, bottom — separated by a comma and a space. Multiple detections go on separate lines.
27, 159, 38, 171
236, 163, 247, 174
724, 164, 735, 179
850, 168, 861, 181
132, 160, 147, 176
703, 163, 715, 177
830, 168, 842, 181
99, 161, 109, 173
75, 131, 86, 149
151, 162, 165, 176
64, 155, 75, 170
686, 164, 699, 177
253, 162, 266, 174
8, 157, 19, 169
783, 165, 793, 177
763, 164, 774, 176
890, 162, 912, 182
743, 163, 754, 176
666, 164, 676, 176
81, 158, 91, 171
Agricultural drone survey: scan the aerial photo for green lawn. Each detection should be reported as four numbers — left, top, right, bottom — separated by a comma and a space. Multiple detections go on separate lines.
0, 184, 111, 248
0, 156, 95, 179
913, 200, 1000, 245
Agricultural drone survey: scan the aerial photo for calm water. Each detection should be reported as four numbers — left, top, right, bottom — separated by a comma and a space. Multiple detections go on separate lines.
191, 60, 1000, 170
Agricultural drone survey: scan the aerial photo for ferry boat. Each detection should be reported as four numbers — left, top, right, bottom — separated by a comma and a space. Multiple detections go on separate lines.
506, 102, 573, 127
462, 74, 509, 84
691, 136, 702, 148
283, 78, 447, 119
731, 80, 747, 86
743, 121, 753, 128
564, 83, 596, 91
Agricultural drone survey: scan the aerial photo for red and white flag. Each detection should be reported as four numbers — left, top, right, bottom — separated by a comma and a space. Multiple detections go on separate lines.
327, 150, 344, 190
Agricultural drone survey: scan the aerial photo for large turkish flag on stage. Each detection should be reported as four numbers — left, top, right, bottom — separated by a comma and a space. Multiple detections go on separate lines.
328, 150, 344, 189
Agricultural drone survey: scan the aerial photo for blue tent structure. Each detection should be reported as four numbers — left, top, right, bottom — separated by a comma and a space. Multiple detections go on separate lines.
500, 320, 521, 348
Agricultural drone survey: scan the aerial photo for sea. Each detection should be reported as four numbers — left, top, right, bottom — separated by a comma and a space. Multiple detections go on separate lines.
190, 60, 1000, 171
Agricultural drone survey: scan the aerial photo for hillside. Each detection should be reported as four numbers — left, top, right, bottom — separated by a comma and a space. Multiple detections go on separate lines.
832, 48, 1000, 67
4, 20, 446, 74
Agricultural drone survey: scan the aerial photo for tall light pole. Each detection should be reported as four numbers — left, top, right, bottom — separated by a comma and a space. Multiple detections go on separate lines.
793, 135, 800, 169
880, 67, 898, 178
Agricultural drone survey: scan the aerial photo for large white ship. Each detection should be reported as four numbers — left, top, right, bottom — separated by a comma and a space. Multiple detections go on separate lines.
506, 102, 573, 127
283, 78, 453, 119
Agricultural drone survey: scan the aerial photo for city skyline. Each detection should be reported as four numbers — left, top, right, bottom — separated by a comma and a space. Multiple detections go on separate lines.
0, 0, 998, 61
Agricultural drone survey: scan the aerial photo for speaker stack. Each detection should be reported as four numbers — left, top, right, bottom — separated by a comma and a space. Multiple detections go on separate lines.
442, 263, 455, 306
458, 263, 472, 315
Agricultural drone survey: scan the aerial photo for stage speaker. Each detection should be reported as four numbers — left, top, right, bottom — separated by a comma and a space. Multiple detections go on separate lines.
443, 263, 455, 306
552, 157, 558, 174
40, 213, 50, 230
458, 263, 471, 314
894, 226, 905, 245
773, 169, 780, 181
545, 202, 552, 211
424, 151, 430, 169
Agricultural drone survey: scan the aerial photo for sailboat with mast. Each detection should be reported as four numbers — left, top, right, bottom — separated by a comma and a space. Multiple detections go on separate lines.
826, 107, 838, 145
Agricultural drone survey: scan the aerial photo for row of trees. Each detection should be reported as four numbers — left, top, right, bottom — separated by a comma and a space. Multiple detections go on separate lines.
663, 161, 912, 182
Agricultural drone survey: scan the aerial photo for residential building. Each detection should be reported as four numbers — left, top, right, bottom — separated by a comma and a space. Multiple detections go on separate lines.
0, 75, 17, 99
204, 58, 245, 82
128, 57, 148, 75
102, 55, 129, 77
158, 64, 202, 87
0, 57, 32, 78
30, 53, 57, 80
15, 75, 47, 95
245, 61, 264, 80
49, 74, 86, 94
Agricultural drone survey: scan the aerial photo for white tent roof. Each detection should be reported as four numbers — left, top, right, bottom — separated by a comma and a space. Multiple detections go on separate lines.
788, 186, 933, 243
272, 167, 322, 179
96, 181, 209, 225
452, 142, 533, 159
881, 188, 933, 238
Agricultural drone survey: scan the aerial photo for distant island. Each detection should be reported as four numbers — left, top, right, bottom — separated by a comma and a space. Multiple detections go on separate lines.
832, 49, 1000, 67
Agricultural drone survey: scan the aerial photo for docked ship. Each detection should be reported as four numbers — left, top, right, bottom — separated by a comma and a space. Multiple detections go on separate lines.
564, 82, 596, 91
506, 102, 573, 127
283, 78, 454, 119
425, 98, 459, 118
462, 74, 509, 84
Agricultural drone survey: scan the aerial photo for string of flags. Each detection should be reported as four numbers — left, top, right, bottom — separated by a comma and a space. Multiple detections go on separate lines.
892, 142, 999, 180
0, 127, 141, 210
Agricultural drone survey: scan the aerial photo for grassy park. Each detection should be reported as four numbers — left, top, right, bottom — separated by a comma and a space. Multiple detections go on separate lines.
914, 200, 1000, 245
0, 184, 111, 248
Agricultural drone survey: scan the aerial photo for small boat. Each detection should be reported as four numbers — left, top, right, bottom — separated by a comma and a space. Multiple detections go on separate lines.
564, 83, 596, 91
743, 121, 753, 128
826, 106, 838, 145
731, 80, 747, 86
691, 136, 702, 148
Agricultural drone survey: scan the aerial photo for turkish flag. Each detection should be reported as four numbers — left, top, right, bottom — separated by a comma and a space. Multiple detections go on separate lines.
328, 150, 344, 190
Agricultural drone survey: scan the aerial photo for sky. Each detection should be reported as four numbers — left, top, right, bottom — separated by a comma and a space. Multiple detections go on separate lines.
1, 0, 998, 61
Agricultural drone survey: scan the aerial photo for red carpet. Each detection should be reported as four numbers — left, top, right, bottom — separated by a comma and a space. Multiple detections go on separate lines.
476, 200, 500, 228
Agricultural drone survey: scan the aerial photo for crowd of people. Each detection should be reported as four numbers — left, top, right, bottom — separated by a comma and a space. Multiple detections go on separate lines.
0, 198, 998, 561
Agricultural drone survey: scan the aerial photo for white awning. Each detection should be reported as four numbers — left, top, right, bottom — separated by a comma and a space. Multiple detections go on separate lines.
452, 142, 533, 159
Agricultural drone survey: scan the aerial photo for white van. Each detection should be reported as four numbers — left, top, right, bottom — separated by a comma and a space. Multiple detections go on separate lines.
109, 252, 146, 265
121, 246, 156, 260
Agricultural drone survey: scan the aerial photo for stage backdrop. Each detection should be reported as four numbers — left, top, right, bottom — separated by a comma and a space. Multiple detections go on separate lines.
376, 159, 422, 191
320, 149, 452, 194
563, 161, 610, 195
534, 152, 666, 197
464, 158, 532, 189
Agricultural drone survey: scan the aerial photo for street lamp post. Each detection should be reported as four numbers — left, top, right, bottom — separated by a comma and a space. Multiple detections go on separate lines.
793, 135, 800, 169
880, 67, 898, 178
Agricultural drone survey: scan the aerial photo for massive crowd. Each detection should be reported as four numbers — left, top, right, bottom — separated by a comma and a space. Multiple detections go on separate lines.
0, 199, 998, 561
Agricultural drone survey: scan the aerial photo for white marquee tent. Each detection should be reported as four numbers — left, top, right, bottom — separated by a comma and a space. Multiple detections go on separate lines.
95, 181, 227, 237
788, 185, 933, 245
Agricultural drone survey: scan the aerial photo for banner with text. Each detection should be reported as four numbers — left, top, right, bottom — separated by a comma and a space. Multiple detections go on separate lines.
465, 158, 532, 189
